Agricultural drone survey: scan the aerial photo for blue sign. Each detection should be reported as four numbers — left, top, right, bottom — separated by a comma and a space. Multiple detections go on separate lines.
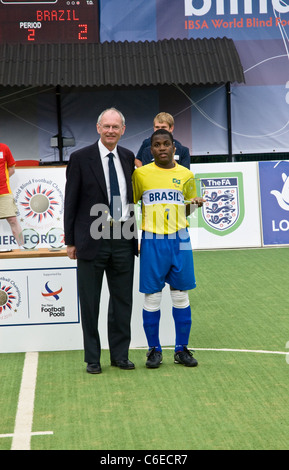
98, 0, 289, 155
259, 161, 289, 245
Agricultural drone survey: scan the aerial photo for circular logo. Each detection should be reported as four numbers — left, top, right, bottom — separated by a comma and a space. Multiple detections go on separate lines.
22, 228, 40, 250
0, 289, 8, 307
0, 278, 21, 322
46, 227, 65, 249
18, 183, 61, 225
29, 194, 50, 214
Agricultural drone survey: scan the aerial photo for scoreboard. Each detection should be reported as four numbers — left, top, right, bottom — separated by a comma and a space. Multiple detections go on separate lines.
0, 0, 99, 43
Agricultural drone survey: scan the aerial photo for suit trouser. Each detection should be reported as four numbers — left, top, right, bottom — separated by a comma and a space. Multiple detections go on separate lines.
77, 236, 135, 364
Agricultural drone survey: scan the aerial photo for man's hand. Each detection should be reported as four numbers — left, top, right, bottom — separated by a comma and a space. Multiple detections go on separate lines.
186, 197, 206, 217
191, 197, 206, 208
67, 245, 77, 259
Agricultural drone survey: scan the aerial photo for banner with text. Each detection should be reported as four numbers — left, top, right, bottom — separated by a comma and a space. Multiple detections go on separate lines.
259, 160, 289, 245
0, 266, 79, 327
0, 168, 65, 251
100, 0, 289, 155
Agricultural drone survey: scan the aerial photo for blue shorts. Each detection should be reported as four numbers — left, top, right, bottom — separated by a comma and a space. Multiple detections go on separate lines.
139, 228, 196, 293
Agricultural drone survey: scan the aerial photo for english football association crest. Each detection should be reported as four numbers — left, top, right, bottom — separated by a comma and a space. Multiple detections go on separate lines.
195, 172, 244, 236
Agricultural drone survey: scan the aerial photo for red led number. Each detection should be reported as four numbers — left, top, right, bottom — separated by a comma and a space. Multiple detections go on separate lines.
28, 29, 35, 41
78, 24, 87, 40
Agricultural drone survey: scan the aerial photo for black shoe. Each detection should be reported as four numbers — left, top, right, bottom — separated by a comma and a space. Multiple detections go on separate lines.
174, 347, 198, 367
86, 363, 102, 374
146, 347, 163, 369
111, 359, 135, 370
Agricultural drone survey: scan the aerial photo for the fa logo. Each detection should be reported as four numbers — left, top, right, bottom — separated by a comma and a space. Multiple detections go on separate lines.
196, 172, 245, 236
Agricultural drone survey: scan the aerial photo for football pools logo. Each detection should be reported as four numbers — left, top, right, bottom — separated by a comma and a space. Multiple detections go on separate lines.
196, 172, 244, 236
42, 281, 63, 301
41, 281, 65, 318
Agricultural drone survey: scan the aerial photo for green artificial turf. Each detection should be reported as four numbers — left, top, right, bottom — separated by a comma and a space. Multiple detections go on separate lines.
30, 347, 289, 450
191, 247, 289, 352
1, 247, 289, 450
0, 353, 25, 450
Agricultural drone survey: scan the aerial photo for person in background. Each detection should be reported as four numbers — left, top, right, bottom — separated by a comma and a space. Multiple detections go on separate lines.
0, 143, 23, 248
135, 112, 190, 169
64, 108, 138, 374
132, 129, 205, 369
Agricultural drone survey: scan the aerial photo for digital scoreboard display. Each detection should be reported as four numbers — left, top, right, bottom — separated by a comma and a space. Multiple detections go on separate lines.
0, 0, 99, 43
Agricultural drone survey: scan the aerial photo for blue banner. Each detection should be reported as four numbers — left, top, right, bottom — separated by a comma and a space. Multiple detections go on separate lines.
99, 0, 289, 156
1, 1, 288, 160
259, 160, 289, 245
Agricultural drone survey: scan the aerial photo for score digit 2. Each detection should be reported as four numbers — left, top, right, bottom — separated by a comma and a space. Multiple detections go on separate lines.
28, 28, 35, 41
78, 24, 88, 41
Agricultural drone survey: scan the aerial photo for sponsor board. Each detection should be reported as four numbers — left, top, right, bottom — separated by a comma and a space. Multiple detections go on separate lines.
259, 160, 289, 245
0, 168, 65, 250
0, 267, 79, 327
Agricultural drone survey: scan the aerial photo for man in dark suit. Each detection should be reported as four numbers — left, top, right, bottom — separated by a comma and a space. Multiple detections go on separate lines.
64, 108, 137, 374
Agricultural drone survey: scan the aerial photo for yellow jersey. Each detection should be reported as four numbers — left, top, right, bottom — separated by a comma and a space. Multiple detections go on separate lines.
132, 162, 197, 234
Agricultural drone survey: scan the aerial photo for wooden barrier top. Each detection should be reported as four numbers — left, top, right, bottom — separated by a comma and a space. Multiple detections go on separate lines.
0, 248, 67, 259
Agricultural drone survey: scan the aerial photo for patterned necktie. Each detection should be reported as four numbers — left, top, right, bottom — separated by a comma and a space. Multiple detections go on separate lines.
107, 152, 122, 220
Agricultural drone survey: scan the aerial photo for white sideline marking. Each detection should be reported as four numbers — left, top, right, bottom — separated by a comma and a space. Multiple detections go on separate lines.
11, 351, 39, 450
0, 431, 53, 439
137, 347, 288, 355
8, 351, 53, 450
193, 348, 288, 355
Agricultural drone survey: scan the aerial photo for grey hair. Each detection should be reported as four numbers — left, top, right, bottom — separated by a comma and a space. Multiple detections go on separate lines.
97, 108, 126, 126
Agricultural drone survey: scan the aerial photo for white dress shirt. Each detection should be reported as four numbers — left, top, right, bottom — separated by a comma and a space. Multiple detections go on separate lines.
98, 140, 130, 221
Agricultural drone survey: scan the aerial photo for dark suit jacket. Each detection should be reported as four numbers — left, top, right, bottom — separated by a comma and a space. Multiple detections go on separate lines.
64, 140, 137, 260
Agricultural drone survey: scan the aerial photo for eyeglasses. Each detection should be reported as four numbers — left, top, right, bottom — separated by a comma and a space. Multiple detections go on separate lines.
99, 124, 123, 131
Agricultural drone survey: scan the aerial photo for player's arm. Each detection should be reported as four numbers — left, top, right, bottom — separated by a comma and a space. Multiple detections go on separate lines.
135, 139, 148, 168
8, 165, 15, 177
183, 175, 205, 216
134, 158, 143, 168
179, 146, 191, 169
132, 172, 142, 203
